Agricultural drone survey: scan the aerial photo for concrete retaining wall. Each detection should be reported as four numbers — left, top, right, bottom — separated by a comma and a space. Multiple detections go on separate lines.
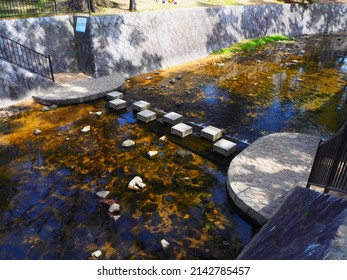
89, 4, 347, 77
1, 4, 347, 101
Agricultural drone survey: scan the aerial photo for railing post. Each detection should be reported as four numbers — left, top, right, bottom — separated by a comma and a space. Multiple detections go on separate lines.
48, 55, 55, 82
88, 0, 92, 16
54, 0, 58, 15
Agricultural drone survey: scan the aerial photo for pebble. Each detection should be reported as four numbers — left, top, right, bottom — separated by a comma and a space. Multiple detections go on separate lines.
169, 78, 176, 84
42, 104, 58, 112
145, 76, 152, 80
33, 128, 42, 135
159, 136, 167, 142
81, 126, 91, 133
96, 191, 110, 199
112, 215, 121, 222
161, 239, 170, 249
89, 111, 94, 115
122, 140, 135, 148
95, 111, 103, 116
108, 203, 120, 213
91, 250, 102, 258
136, 182, 146, 189
176, 74, 182, 80
147, 150, 158, 158
128, 176, 143, 190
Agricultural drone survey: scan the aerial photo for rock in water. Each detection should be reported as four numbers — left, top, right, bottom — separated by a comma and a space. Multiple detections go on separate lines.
169, 78, 176, 84
81, 126, 91, 133
136, 182, 146, 189
128, 176, 143, 190
159, 136, 167, 142
33, 129, 42, 136
108, 203, 120, 213
91, 250, 102, 258
95, 111, 103, 116
147, 151, 158, 158
122, 140, 135, 148
161, 239, 170, 249
112, 215, 121, 222
96, 191, 110, 199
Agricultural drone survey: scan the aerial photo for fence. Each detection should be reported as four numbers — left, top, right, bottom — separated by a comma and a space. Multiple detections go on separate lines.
307, 121, 347, 194
0, 0, 91, 18
0, 34, 54, 81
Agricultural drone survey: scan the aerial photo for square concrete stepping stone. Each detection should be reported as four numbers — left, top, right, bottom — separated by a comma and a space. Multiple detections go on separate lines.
213, 139, 237, 157
132, 100, 150, 111
171, 123, 193, 138
109, 99, 127, 110
137, 109, 157, 123
163, 112, 183, 125
201, 125, 223, 142
106, 91, 124, 100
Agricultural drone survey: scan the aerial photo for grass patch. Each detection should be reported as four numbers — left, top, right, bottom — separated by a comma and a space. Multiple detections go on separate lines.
212, 35, 291, 55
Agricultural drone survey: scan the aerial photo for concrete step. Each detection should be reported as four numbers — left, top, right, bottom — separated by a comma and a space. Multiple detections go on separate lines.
201, 125, 222, 142
213, 139, 237, 157
163, 112, 183, 125
171, 123, 193, 138
109, 98, 127, 110
137, 109, 157, 123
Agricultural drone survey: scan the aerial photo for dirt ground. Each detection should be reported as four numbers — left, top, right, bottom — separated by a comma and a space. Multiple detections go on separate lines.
97, 0, 347, 14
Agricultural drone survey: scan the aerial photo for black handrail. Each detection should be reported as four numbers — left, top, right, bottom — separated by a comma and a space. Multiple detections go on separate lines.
0, 34, 54, 82
307, 121, 347, 194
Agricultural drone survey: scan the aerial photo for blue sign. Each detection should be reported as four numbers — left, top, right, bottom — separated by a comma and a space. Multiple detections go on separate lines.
76, 17, 87, 33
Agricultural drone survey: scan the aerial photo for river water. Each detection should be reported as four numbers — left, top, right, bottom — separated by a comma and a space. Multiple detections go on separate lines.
0, 33, 346, 259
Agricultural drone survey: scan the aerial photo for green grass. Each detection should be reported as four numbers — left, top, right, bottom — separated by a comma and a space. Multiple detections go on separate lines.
212, 35, 291, 55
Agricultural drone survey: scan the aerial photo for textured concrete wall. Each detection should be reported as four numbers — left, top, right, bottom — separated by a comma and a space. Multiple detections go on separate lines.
89, 3, 347, 78
0, 60, 53, 105
237, 187, 347, 260
0, 15, 78, 73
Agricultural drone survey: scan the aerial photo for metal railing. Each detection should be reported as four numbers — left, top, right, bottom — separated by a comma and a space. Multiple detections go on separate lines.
0, 34, 54, 81
0, 0, 91, 18
307, 121, 347, 194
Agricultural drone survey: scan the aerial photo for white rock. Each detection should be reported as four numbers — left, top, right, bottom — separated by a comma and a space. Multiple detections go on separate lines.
108, 203, 120, 213
145, 76, 152, 80
147, 150, 158, 158
91, 250, 102, 258
128, 176, 143, 190
96, 191, 110, 199
33, 129, 42, 135
89, 111, 94, 115
112, 215, 121, 221
159, 136, 167, 142
161, 239, 170, 249
81, 126, 91, 133
136, 182, 146, 188
95, 111, 103, 116
122, 139, 135, 147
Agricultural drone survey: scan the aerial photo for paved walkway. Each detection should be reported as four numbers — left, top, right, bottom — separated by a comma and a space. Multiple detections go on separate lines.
227, 132, 321, 225
31, 73, 125, 105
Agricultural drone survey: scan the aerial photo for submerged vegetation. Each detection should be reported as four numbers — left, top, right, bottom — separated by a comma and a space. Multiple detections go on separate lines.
212, 35, 291, 55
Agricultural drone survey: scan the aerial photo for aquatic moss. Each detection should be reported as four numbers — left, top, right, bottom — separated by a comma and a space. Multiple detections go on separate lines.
212, 35, 291, 55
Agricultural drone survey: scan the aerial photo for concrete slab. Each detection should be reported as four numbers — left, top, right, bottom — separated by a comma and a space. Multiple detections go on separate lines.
201, 125, 222, 142
163, 112, 183, 125
106, 91, 124, 100
227, 133, 321, 225
132, 100, 150, 111
171, 123, 193, 138
136, 109, 157, 123
213, 139, 237, 156
109, 99, 127, 110
32, 73, 125, 105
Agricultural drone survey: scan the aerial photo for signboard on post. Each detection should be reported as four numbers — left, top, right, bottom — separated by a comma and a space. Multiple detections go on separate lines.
75, 17, 87, 33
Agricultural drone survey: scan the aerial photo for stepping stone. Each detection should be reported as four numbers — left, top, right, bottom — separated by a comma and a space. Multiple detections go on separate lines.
171, 123, 193, 138
106, 91, 124, 100
132, 100, 150, 111
109, 99, 127, 110
137, 109, 157, 123
201, 125, 222, 142
213, 139, 237, 157
163, 112, 183, 125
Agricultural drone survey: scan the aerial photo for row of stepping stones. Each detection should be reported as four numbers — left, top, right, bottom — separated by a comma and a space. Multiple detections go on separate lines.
107, 91, 237, 157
